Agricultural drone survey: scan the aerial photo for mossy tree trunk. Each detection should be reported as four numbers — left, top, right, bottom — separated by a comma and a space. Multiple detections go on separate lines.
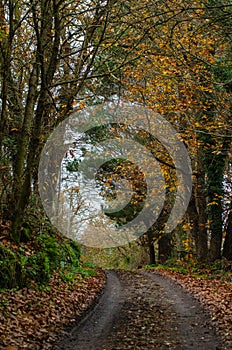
1, 0, 113, 241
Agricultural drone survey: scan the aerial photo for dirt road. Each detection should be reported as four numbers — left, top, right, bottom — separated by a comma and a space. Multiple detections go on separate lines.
54, 270, 224, 350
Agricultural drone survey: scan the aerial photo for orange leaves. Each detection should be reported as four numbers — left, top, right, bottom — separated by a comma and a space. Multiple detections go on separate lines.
120, 0, 231, 150
0, 270, 106, 349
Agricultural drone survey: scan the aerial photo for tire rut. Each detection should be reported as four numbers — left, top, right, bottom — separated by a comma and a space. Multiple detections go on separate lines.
143, 271, 222, 350
54, 270, 121, 350
54, 270, 224, 350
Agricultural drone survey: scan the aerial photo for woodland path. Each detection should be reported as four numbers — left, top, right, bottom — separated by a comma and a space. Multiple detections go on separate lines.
54, 270, 223, 350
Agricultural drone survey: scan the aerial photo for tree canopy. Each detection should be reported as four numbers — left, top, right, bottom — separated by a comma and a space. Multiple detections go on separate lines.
0, 0, 232, 288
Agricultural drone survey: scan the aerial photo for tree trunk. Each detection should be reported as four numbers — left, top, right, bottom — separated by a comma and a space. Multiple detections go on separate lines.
0, 1, 10, 157
208, 154, 225, 262
189, 169, 208, 261
145, 226, 156, 265
209, 204, 223, 261
158, 233, 173, 264
223, 209, 232, 261
11, 64, 39, 242
149, 242, 156, 265
10, 1, 61, 241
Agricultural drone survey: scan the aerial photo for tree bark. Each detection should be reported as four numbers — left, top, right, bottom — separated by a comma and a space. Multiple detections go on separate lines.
208, 153, 226, 262
189, 168, 208, 262
158, 233, 173, 264
149, 242, 156, 265
223, 209, 232, 261
11, 64, 39, 242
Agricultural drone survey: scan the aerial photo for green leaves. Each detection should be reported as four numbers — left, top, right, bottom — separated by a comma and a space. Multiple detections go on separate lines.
66, 158, 80, 172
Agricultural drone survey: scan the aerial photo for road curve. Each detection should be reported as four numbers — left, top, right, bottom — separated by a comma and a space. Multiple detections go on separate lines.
54, 270, 224, 350
54, 270, 122, 350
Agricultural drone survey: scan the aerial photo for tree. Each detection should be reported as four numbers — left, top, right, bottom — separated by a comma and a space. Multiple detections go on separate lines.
223, 207, 232, 261
0, 0, 153, 241
118, 0, 232, 261
1, 0, 231, 265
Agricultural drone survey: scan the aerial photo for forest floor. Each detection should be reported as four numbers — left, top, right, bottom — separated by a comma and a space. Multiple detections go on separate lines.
0, 267, 231, 349
0, 269, 106, 350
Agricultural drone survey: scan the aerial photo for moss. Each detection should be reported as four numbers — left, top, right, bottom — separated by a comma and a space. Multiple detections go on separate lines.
0, 232, 82, 289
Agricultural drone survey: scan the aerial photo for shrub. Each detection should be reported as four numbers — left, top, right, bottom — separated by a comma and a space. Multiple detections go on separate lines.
0, 233, 81, 289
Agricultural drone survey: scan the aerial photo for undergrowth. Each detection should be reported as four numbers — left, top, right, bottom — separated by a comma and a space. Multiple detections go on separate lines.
145, 258, 232, 281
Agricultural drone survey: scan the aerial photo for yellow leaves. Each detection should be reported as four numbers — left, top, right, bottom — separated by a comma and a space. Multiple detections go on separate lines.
207, 194, 223, 207
71, 101, 78, 107
182, 223, 193, 231
207, 201, 219, 207
169, 185, 176, 192
212, 149, 222, 155
76, 101, 86, 110
182, 237, 194, 252
65, 186, 80, 194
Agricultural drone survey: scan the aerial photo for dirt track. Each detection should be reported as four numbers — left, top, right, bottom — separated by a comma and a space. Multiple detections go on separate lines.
54, 270, 224, 350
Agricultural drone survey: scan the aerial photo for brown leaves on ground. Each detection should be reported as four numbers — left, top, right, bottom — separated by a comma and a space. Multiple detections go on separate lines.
152, 268, 232, 349
0, 269, 106, 349
1, 266, 231, 349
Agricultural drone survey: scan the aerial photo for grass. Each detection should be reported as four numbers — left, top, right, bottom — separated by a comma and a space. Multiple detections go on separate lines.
144, 259, 232, 281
